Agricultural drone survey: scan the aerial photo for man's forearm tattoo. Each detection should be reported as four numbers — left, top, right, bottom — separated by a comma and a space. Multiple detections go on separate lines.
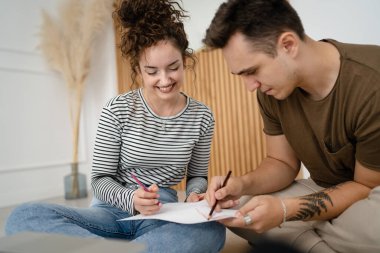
288, 191, 334, 221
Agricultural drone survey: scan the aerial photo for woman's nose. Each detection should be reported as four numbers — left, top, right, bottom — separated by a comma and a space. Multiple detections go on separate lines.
159, 72, 172, 85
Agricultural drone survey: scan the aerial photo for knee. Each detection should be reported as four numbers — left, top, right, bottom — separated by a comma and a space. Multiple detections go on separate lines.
193, 222, 226, 253
136, 222, 226, 253
174, 222, 226, 253
5, 202, 50, 235
210, 222, 226, 245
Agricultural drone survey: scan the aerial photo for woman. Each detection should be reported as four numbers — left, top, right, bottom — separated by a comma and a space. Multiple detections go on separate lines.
5, 0, 226, 252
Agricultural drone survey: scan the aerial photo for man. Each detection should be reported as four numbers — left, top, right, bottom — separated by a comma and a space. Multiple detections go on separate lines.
203, 0, 380, 252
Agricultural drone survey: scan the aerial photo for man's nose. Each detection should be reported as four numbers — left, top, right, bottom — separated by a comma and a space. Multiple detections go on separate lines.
242, 76, 260, 92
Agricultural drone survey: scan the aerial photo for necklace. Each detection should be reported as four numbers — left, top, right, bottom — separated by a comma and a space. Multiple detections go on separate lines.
144, 91, 181, 131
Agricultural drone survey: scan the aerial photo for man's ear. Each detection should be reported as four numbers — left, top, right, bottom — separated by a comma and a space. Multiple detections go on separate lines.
277, 32, 299, 57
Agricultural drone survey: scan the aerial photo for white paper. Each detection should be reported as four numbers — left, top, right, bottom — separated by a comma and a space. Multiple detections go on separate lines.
119, 200, 237, 224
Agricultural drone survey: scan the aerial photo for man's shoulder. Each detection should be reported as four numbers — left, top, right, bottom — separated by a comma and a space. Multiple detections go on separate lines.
324, 39, 380, 72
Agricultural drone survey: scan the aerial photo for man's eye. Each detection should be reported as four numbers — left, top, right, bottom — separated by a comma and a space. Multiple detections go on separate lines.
246, 69, 257, 75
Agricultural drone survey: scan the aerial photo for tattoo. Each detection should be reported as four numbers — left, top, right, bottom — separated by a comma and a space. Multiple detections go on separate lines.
288, 192, 333, 221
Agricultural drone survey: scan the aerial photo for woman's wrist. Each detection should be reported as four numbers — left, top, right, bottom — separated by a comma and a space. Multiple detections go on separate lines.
184, 189, 202, 202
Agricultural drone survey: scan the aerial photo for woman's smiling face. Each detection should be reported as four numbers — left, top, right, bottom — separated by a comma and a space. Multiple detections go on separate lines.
139, 40, 184, 101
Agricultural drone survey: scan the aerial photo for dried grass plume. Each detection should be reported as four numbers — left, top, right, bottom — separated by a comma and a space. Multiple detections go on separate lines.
38, 0, 113, 194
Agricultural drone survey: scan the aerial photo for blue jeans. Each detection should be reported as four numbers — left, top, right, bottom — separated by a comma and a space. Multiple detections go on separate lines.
5, 188, 226, 253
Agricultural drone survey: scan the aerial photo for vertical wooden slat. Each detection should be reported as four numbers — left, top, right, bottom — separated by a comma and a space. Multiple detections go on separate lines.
113, 0, 134, 93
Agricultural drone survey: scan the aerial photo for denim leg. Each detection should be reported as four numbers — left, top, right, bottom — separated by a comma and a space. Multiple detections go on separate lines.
5, 187, 180, 240
5, 202, 99, 237
134, 221, 226, 253
5, 202, 135, 238
5, 187, 226, 252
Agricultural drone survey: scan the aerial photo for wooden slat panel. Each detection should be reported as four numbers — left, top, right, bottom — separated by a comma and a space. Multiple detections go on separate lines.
177, 49, 266, 189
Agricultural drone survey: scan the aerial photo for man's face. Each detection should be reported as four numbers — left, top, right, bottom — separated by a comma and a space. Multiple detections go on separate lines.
222, 32, 297, 100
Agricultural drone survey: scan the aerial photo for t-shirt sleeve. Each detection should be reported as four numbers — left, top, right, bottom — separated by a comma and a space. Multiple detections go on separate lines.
355, 91, 380, 170
91, 104, 136, 215
186, 108, 214, 196
257, 91, 283, 135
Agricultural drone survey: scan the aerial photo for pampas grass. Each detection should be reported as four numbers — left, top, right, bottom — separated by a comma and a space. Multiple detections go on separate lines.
39, 0, 113, 197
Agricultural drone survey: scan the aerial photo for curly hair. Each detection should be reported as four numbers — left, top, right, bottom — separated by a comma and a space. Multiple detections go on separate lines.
115, 0, 195, 87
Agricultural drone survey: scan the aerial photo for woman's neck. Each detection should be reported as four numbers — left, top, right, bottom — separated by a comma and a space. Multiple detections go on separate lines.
142, 89, 185, 117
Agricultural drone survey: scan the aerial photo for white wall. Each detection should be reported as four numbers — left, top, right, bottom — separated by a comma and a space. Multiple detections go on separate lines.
1, 0, 379, 207
0, 0, 117, 207
182, 0, 225, 51
291, 0, 380, 45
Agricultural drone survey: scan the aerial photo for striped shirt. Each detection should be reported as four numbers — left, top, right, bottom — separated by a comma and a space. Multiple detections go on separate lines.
91, 89, 215, 214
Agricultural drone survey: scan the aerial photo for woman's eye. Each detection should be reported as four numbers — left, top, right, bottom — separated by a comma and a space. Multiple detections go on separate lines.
146, 71, 157, 75
169, 66, 179, 71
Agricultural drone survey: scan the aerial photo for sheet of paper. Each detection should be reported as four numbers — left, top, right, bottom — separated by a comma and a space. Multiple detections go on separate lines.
119, 200, 237, 224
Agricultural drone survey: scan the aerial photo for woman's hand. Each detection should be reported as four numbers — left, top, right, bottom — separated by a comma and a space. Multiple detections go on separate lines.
219, 195, 285, 233
133, 184, 162, 215
186, 192, 205, 202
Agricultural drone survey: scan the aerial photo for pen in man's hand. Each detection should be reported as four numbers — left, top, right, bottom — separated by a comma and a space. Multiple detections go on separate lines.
208, 170, 232, 220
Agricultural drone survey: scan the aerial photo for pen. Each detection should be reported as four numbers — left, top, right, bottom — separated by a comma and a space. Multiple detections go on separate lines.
131, 173, 161, 205
131, 173, 149, 192
208, 170, 232, 220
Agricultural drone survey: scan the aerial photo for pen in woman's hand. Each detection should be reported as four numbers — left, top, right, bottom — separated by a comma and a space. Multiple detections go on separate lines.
131, 173, 161, 205
131, 174, 149, 192
208, 170, 232, 220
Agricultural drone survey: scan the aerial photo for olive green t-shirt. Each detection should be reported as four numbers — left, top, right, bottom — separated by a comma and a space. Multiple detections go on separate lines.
257, 39, 380, 187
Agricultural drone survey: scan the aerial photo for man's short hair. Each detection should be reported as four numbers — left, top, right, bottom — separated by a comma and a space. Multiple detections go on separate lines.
203, 0, 305, 57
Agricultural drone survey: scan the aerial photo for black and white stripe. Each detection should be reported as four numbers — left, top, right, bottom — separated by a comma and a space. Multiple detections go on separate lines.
91, 89, 214, 214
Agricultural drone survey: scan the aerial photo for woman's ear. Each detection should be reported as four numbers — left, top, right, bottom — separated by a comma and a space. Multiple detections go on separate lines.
277, 32, 299, 57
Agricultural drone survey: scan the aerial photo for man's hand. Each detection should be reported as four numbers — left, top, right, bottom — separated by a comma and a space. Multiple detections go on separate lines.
205, 176, 243, 212
220, 195, 285, 233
